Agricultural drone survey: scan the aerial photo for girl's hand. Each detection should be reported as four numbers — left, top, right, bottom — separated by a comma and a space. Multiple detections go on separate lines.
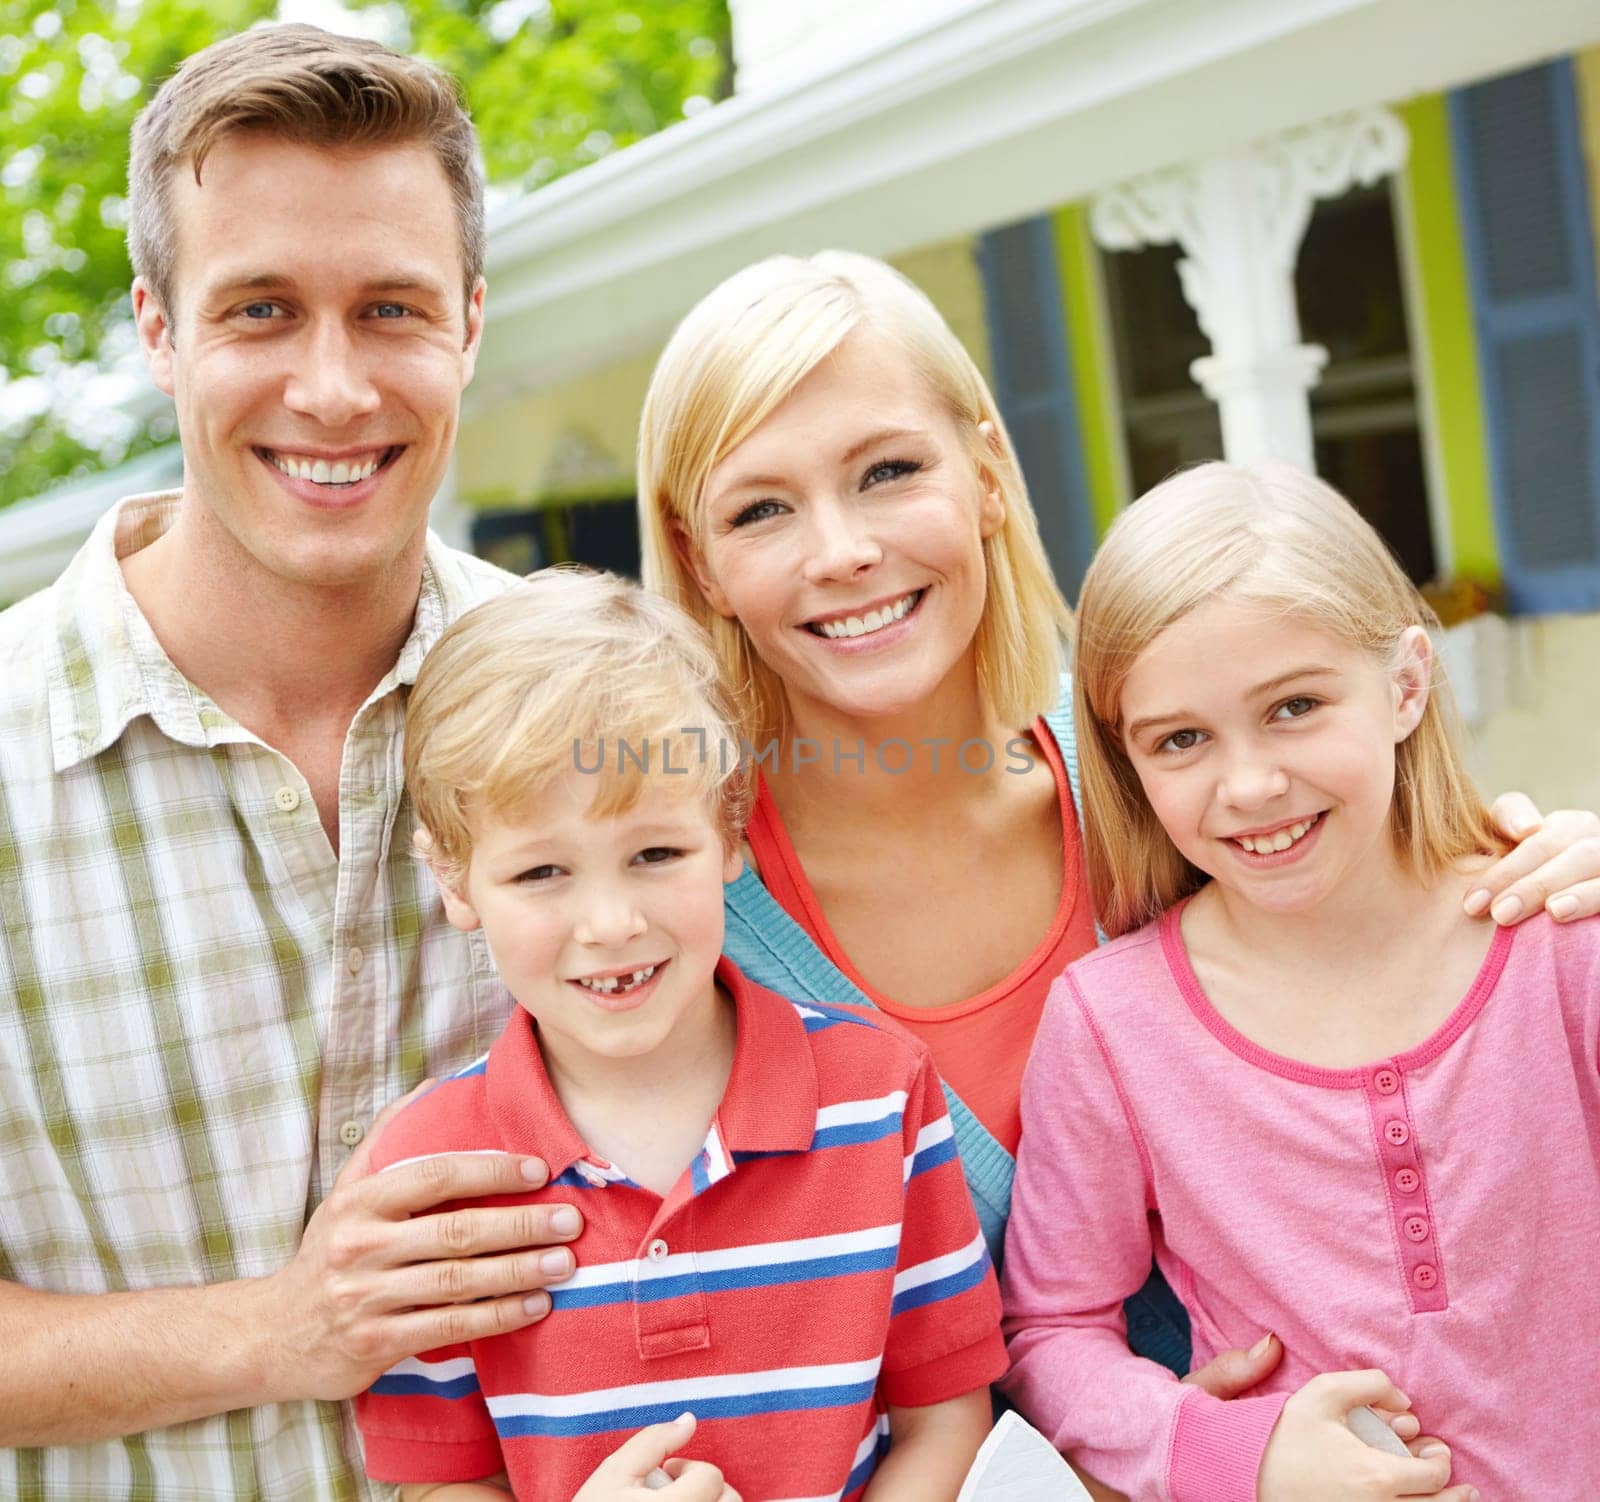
1468, 795, 1600, 924
572, 1414, 741, 1502
1258, 1371, 1478, 1502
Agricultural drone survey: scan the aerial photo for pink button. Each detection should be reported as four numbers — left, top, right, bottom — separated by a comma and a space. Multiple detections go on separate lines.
1384, 1120, 1410, 1147
1403, 1215, 1430, 1243
1413, 1263, 1438, 1290
1373, 1068, 1400, 1095
1394, 1168, 1420, 1194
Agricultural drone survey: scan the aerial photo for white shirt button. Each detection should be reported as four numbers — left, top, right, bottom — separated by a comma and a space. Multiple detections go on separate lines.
273, 786, 301, 812
346, 947, 365, 975
646, 1238, 669, 1262
338, 1119, 365, 1147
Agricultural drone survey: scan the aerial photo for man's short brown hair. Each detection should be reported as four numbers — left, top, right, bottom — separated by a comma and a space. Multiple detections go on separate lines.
128, 23, 485, 314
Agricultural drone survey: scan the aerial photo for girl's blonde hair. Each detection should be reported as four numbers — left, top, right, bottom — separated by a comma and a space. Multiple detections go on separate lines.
637, 251, 1071, 745
1073, 462, 1501, 938
406, 568, 750, 889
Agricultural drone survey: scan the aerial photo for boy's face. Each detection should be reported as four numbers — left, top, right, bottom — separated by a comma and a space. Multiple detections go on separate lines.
438, 773, 742, 1067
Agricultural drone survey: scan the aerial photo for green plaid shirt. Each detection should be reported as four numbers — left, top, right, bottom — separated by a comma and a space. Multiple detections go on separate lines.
0, 493, 516, 1500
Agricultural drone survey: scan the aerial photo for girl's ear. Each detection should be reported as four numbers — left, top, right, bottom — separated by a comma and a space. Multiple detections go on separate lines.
1392, 626, 1433, 743
670, 520, 734, 617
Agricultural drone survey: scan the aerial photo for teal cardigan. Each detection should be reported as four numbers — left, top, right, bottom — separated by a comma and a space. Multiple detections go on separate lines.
720, 683, 1193, 1375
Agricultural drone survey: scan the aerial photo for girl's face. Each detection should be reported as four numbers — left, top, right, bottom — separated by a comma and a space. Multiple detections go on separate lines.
1116, 596, 1430, 916
687, 328, 1005, 728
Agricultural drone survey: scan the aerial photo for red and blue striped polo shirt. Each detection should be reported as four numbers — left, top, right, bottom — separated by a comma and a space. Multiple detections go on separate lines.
355, 957, 1006, 1500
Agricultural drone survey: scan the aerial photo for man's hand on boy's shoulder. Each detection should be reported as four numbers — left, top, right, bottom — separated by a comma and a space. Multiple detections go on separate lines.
252, 1086, 584, 1403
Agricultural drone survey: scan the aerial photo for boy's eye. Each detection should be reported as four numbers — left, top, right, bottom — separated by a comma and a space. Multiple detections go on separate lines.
633, 846, 684, 866
518, 864, 562, 882
730, 499, 785, 527
1272, 696, 1320, 721
862, 458, 920, 488
1157, 728, 1206, 753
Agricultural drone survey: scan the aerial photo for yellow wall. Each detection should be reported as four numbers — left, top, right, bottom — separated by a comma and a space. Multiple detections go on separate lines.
1577, 47, 1600, 298
456, 237, 990, 510
1462, 613, 1600, 812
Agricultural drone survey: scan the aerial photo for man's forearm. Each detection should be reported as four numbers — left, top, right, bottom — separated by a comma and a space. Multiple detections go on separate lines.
0, 1275, 283, 1446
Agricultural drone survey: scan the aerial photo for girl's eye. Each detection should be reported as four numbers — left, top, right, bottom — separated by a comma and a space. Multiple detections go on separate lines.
862, 458, 920, 488
633, 847, 684, 866
1157, 728, 1206, 753
1272, 696, 1319, 721
730, 499, 785, 527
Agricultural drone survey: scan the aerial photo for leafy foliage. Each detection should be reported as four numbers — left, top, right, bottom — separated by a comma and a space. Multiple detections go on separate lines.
0, 0, 730, 509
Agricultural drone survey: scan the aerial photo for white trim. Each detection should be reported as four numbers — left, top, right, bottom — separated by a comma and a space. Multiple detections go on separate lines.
471, 0, 1600, 407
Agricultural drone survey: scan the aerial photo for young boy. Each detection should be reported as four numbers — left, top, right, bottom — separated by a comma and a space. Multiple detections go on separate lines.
355, 570, 1004, 1501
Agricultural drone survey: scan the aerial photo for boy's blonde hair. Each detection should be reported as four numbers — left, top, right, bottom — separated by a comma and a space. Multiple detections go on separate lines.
129, 24, 484, 316
407, 569, 750, 888
637, 251, 1071, 745
1073, 462, 1501, 938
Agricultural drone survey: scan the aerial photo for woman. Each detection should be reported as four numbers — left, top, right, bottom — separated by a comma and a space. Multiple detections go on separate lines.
635, 250, 1600, 1412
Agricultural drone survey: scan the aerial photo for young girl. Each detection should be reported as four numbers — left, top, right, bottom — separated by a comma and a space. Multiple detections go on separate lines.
1000, 462, 1600, 1502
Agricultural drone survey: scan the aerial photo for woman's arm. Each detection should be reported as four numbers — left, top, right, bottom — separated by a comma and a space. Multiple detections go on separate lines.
861, 1391, 992, 1501
1469, 796, 1600, 922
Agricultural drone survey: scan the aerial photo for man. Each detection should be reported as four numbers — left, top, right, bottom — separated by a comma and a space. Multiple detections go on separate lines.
0, 27, 579, 1497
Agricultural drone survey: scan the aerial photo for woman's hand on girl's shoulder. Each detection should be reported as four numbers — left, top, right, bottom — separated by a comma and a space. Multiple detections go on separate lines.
1466, 795, 1600, 925
1258, 1371, 1477, 1502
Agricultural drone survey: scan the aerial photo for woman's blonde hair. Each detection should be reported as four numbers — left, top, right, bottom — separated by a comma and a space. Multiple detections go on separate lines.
1073, 462, 1501, 938
637, 251, 1071, 745
407, 568, 750, 889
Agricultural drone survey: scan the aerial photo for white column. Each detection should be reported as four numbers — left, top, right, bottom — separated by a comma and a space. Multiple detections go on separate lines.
429, 456, 473, 553
1090, 108, 1409, 470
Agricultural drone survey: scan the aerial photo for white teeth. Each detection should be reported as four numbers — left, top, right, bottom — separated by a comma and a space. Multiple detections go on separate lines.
576, 963, 657, 994
267, 450, 384, 486
1236, 818, 1316, 854
816, 591, 919, 639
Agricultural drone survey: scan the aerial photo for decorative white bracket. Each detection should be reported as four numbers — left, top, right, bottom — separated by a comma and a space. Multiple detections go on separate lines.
1090, 108, 1409, 469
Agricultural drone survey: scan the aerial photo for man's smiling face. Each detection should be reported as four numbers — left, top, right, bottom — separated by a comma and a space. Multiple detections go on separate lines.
136, 132, 483, 592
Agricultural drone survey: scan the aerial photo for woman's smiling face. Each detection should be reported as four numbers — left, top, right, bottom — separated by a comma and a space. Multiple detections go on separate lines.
688, 328, 1004, 729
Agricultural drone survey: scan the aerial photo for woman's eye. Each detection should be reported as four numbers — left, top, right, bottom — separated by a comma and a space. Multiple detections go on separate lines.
730, 499, 785, 527
1272, 696, 1319, 721
1157, 728, 1205, 753
633, 847, 683, 866
862, 458, 920, 488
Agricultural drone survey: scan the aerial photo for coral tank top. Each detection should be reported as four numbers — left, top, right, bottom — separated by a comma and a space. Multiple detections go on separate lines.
743, 723, 1097, 1154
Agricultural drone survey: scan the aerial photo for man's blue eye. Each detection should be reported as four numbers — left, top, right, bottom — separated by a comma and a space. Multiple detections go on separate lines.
373, 303, 409, 319
241, 303, 277, 319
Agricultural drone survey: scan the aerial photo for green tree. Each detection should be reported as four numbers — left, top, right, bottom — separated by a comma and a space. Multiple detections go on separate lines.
0, 0, 730, 510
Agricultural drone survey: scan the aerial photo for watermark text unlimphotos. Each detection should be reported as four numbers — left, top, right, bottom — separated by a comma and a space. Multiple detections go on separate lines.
573, 729, 1041, 777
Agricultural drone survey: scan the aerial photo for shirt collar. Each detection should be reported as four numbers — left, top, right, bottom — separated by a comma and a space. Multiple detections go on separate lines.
485, 958, 819, 1182
46, 490, 464, 773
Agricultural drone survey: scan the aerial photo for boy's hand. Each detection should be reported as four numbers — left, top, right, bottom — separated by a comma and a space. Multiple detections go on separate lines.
257, 1084, 584, 1402
1258, 1371, 1478, 1502
573, 1414, 742, 1501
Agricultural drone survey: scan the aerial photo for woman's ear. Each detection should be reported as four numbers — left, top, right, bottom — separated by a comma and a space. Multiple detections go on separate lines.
1392, 626, 1433, 743
975, 420, 1007, 538
671, 520, 734, 617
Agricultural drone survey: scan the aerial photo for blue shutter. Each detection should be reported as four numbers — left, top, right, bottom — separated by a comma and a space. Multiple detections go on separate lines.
1450, 59, 1600, 612
977, 218, 1097, 597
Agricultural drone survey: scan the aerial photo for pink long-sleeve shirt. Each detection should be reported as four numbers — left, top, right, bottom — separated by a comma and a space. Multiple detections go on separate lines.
1000, 906, 1600, 1501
